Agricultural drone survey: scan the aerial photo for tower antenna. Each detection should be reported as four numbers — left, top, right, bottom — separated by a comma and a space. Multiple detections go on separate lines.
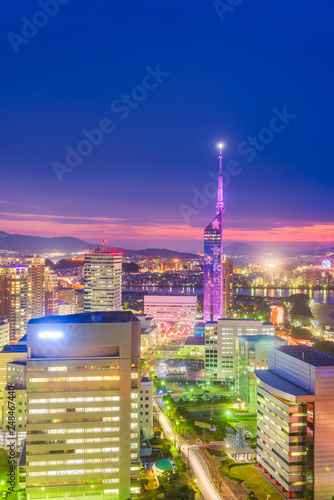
216, 144, 225, 214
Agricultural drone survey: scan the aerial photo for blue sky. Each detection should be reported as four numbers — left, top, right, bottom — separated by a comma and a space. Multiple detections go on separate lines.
1, 0, 333, 251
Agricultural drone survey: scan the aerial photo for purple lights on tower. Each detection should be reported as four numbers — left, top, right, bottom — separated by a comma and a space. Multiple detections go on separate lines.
203, 145, 225, 322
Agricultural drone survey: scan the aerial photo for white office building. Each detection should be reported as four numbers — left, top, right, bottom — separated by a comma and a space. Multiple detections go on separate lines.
25, 311, 141, 500
256, 345, 334, 499
84, 250, 122, 312
205, 319, 275, 380
144, 295, 197, 328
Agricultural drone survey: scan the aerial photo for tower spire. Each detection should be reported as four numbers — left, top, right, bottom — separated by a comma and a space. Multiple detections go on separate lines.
216, 144, 225, 214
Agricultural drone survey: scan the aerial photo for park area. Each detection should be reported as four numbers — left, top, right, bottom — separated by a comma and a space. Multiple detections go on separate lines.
220, 463, 283, 500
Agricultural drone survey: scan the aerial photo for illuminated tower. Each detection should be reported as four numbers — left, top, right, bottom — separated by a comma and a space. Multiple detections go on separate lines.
203, 145, 231, 321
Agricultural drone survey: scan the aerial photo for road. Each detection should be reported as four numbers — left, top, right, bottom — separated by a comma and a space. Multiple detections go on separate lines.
153, 400, 236, 500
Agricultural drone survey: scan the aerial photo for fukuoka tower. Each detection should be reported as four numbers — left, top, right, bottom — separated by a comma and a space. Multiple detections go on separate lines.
203, 145, 225, 321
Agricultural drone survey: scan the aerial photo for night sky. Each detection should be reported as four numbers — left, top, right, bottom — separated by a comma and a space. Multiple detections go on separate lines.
1, 0, 333, 252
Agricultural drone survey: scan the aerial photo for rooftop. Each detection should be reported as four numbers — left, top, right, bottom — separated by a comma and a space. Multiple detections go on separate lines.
275, 345, 334, 367
255, 369, 315, 401
238, 335, 285, 343
29, 311, 139, 325
141, 376, 151, 383
184, 336, 205, 346
1, 344, 27, 353
154, 458, 173, 472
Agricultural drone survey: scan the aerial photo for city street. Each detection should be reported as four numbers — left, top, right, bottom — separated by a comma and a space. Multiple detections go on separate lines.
153, 400, 236, 500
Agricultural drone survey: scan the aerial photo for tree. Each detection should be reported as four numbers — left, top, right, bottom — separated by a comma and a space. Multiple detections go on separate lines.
287, 294, 313, 324
174, 455, 187, 473
313, 340, 334, 355
212, 424, 226, 441
290, 326, 314, 340
164, 485, 195, 500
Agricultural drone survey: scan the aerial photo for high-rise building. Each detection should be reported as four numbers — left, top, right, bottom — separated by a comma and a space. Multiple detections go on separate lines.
236, 335, 286, 413
204, 318, 275, 381
21, 258, 45, 319
45, 266, 58, 293
256, 345, 334, 499
45, 266, 58, 315
144, 295, 197, 328
140, 377, 153, 440
84, 246, 122, 312
0, 318, 9, 348
25, 311, 140, 500
222, 259, 233, 317
204, 146, 233, 321
0, 267, 32, 343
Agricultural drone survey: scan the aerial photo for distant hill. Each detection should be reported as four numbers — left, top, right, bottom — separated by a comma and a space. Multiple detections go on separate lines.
0, 232, 199, 260
123, 248, 199, 259
0, 231, 90, 253
224, 242, 263, 256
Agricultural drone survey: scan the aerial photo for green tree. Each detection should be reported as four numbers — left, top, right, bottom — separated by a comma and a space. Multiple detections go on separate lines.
290, 326, 314, 340
212, 423, 226, 441
313, 340, 334, 355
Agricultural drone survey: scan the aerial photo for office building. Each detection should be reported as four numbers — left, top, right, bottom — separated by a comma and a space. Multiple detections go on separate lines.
205, 319, 275, 381
0, 338, 27, 427
0, 318, 9, 348
137, 314, 160, 352
194, 321, 205, 337
26, 311, 141, 500
45, 267, 58, 316
84, 247, 122, 312
58, 302, 73, 315
2, 360, 27, 446
45, 291, 58, 316
256, 345, 334, 499
45, 266, 58, 293
144, 295, 196, 328
204, 146, 234, 321
140, 377, 153, 440
0, 266, 32, 343
236, 335, 286, 413
21, 258, 45, 319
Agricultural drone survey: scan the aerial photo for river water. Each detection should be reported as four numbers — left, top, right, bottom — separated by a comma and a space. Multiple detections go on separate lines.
123, 286, 334, 304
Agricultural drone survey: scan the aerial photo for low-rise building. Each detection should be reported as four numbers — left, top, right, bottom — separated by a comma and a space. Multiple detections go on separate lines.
144, 295, 197, 329
137, 314, 160, 352
178, 336, 205, 357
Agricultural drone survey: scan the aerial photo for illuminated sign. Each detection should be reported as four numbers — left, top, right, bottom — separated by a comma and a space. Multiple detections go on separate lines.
322, 259, 331, 269
39, 332, 63, 339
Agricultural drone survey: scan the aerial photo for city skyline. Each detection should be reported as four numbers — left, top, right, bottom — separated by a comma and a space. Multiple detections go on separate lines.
1, 1, 334, 252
